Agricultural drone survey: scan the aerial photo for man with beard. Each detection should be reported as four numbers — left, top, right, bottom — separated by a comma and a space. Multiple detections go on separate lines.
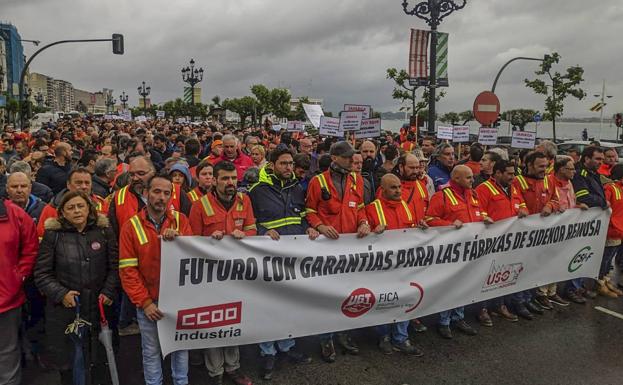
359, 140, 385, 193
188, 161, 254, 385
395, 152, 430, 224
35, 142, 72, 195
248, 147, 316, 380
119, 175, 192, 385
305, 141, 370, 363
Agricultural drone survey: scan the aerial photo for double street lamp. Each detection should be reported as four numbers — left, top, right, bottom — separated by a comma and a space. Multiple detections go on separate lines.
119, 91, 129, 110
181, 58, 203, 105
137, 81, 151, 114
402, 0, 466, 134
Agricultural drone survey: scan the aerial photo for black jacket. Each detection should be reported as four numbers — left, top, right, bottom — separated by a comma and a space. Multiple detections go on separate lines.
31, 181, 54, 203
92, 175, 111, 199
572, 165, 608, 209
35, 159, 71, 195
34, 214, 119, 324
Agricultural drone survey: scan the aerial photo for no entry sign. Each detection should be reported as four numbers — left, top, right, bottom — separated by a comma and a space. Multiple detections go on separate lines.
473, 91, 500, 126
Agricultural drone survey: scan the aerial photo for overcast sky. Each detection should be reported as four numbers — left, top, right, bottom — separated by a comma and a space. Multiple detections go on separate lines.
4, 0, 623, 117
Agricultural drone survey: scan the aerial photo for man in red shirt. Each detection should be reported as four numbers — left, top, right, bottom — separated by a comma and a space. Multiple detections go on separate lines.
601, 164, 623, 296
214, 135, 254, 181
118, 174, 192, 385
475, 160, 528, 325
366, 174, 423, 356
426, 165, 489, 338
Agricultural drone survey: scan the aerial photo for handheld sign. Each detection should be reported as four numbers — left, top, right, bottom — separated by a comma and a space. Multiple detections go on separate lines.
156, 110, 166, 119
271, 124, 282, 132
287, 121, 305, 132
355, 118, 382, 139
511, 131, 537, 149
319, 116, 342, 137
343, 104, 371, 119
339, 111, 363, 132
302, 103, 324, 128
452, 126, 470, 143
436, 126, 453, 140
478, 127, 498, 145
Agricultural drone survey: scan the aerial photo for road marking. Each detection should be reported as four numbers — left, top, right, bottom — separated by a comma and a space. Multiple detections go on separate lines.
594, 306, 623, 320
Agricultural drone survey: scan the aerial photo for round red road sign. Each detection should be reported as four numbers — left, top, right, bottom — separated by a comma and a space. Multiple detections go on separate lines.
473, 91, 500, 126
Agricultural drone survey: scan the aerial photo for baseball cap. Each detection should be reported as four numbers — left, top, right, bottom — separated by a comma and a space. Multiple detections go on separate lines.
329, 141, 355, 157
211, 139, 223, 149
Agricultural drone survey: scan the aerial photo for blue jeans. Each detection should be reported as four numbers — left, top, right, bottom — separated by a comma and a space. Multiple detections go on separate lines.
376, 321, 409, 344
439, 307, 464, 326
119, 291, 136, 328
600, 246, 619, 279
136, 308, 188, 385
259, 339, 296, 356
512, 290, 532, 304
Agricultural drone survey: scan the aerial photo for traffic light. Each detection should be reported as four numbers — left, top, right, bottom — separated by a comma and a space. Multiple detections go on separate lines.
616, 113, 622, 128
112, 34, 124, 55
493, 114, 502, 128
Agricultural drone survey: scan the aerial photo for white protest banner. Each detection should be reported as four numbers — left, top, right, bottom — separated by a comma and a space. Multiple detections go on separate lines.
478, 127, 498, 146
103, 114, 114, 120
319, 116, 342, 137
157, 208, 608, 355
339, 111, 363, 132
436, 126, 453, 140
302, 103, 324, 128
156, 110, 166, 119
511, 131, 537, 149
355, 118, 382, 139
344, 104, 371, 119
271, 124, 282, 132
452, 125, 470, 143
120, 110, 132, 122
287, 121, 305, 132
176, 117, 188, 124
135, 115, 147, 122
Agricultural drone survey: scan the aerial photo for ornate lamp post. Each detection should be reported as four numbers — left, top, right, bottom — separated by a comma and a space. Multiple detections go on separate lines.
402, 0, 466, 134
105, 91, 116, 113
119, 91, 129, 110
137, 81, 151, 114
181, 58, 203, 105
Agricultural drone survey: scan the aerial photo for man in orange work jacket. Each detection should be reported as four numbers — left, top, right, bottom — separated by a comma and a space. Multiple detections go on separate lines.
366, 174, 424, 357
305, 141, 370, 363
475, 160, 528, 323
118, 174, 192, 385
512, 151, 560, 316
395, 152, 429, 223
425, 165, 487, 339
188, 160, 254, 385
37, 168, 109, 239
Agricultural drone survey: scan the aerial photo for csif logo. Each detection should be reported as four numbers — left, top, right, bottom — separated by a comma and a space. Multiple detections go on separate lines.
568, 246, 593, 272
341, 288, 375, 318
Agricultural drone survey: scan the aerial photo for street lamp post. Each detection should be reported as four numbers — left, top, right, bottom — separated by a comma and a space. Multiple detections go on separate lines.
24, 88, 32, 121
593, 79, 613, 140
181, 58, 203, 105
105, 92, 116, 114
137, 82, 151, 115
402, 0, 466, 134
119, 91, 128, 110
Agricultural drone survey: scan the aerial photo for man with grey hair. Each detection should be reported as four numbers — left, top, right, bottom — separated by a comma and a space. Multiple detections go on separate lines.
216, 134, 254, 181
6, 172, 46, 223
92, 158, 117, 198
427, 143, 455, 191
7, 161, 53, 203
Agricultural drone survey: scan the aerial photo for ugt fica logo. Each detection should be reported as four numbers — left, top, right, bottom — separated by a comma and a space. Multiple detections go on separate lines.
568, 246, 593, 272
341, 288, 375, 318
482, 260, 524, 292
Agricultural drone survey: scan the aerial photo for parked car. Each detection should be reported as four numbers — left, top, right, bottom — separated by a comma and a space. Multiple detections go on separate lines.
558, 140, 623, 159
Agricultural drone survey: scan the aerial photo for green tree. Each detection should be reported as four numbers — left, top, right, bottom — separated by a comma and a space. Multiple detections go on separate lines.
222, 96, 257, 128
440, 112, 460, 125
386, 68, 445, 119
290, 96, 310, 121
525, 52, 586, 140
250, 85, 291, 124
459, 110, 474, 125
503, 109, 537, 131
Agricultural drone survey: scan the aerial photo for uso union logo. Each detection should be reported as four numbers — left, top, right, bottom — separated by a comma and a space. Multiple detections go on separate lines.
341, 288, 376, 318
568, 246, 593, 273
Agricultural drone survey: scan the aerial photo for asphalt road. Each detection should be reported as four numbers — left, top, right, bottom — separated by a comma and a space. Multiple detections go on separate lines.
22, 295, 623, 385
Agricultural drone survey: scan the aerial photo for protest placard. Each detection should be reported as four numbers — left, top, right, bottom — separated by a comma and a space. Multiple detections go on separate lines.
355, 118, 382, 139
338, 111, 363, 132
511, 131, 537, 149
343, 104, 371, 119
319, 116, 342, 137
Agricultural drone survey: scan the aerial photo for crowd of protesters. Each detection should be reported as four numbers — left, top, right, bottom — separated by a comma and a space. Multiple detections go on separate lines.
0, 116, 621, 385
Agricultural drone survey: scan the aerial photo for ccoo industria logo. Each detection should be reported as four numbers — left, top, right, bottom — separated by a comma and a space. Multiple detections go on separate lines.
568, 246, 593, 272
482, 260, 524, 293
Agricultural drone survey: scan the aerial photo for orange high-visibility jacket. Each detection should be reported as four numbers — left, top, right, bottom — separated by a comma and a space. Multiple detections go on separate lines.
400, 179, 429, 223
475, 178, 528, 221
512, 175, 559, 215
305, 170, 367, 233
425, 185, 483, 226
189, 191, 257, 236
605, 182, 623, 240
365, 196, 416, 230
119, 209, 191, 308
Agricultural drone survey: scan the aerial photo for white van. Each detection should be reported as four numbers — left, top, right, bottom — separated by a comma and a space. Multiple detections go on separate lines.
29, 112, 61, 130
